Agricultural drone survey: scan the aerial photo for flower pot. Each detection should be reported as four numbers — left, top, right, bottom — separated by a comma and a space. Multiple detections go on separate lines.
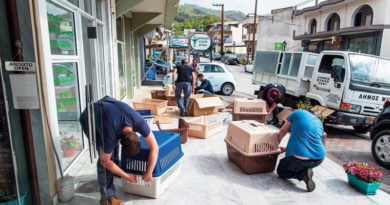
61, 146, 76, 158
0, 192, 26, 205
347, 173, 382, 195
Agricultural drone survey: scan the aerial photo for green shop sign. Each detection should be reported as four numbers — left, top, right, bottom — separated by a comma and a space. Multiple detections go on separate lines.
54, 74, 76, 86
275, 42, 283, 50
56, 97, 77, 112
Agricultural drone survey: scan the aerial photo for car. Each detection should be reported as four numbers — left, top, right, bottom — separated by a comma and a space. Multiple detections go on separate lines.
145, 58, 168, 75
212, 53, 222, 61
163, 62, 236, 96
370, 99, 390, 169
244, 61, 254, 73
223, 55, 239, 65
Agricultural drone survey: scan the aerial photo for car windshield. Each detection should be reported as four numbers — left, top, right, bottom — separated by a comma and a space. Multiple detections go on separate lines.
349, 54, 390, 85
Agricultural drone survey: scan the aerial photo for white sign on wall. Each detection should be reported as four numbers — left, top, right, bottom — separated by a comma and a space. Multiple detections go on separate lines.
5, 61, 36, 72
189, 34, 211, 51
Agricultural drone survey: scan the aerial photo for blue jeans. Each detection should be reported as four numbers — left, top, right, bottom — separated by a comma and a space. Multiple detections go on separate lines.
97, 145, 119, 198
175, 82, 191, 111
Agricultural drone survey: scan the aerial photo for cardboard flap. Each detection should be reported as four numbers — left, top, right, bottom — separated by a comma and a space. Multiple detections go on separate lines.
311, 105, 335, 117
195, 97, 224, 109
278, 109, 294, 122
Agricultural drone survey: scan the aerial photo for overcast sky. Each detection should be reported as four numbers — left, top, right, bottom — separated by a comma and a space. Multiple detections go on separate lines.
179, 0, 315, 15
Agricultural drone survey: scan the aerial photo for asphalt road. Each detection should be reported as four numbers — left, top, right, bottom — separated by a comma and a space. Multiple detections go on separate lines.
210, 60, 390, 193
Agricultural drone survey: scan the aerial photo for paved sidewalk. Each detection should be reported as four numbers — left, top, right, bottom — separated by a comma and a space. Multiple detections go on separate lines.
59, 86, 390, 204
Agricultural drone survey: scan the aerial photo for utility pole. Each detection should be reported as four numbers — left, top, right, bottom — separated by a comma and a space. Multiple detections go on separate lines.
252, 0, 258, 61
213, 3, 224, 54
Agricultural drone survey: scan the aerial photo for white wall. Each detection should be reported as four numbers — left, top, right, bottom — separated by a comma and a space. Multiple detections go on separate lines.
380, 29, 390, 58
256, 8, 304, 52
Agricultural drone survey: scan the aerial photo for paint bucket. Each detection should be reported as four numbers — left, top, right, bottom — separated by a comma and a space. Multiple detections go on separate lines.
57, 175, 74, 202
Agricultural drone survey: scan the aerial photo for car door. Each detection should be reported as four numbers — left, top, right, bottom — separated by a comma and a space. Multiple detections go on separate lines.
200, 64, 227, 91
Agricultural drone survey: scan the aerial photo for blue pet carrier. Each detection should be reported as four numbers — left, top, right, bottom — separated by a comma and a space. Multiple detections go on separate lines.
121, 131, 183, 177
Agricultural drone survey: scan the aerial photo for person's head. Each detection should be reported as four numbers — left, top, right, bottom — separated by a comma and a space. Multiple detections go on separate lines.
120, 129, 141, 156
181, 59, 188, 65
192, 58, 197, 65
197, 73, 205, 82
267, 88, 281, 103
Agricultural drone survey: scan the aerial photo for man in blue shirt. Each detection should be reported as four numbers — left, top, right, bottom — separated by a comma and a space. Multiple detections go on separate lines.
195, 74, 214, 95
276, 109, 325, 192
80, 96, 159, 205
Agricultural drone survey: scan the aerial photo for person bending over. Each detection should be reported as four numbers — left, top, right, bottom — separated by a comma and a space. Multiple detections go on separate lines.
276, 109, 325, 192
261, 83, 286, 125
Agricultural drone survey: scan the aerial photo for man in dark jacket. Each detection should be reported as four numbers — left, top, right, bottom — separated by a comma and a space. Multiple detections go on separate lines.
80, 96, 159, 205
195, 74, 214, 95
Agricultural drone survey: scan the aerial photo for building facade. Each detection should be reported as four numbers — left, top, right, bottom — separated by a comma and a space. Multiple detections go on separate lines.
207, 21, 246, 56
294, 0, 390, 58
256, 7, 304, 52
0, 0, 178, 204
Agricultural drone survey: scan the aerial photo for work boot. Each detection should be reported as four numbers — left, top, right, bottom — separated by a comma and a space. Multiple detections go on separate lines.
100, 195, 124, 205
183, 111, 187, 117
303, 169, 315, 192
179, 109, 184, 117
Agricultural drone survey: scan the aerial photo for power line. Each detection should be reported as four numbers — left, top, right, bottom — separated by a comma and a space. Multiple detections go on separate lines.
260, 15, 303, 27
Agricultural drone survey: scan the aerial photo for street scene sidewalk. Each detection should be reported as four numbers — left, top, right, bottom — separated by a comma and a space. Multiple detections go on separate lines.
59, 86, 390, 205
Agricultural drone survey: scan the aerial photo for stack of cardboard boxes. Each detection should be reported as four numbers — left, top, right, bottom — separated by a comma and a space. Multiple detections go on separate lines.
149, 85, 225, 139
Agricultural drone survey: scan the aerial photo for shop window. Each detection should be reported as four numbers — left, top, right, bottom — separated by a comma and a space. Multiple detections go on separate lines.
84, 0, 92, 15
348, 36, 374, 54
67, 0, 78, 6
308, 19, 317, 34
353, 5, 373, 27
325, 13, 340, 31
96, 0, 102, 20
46, 1, 77, 55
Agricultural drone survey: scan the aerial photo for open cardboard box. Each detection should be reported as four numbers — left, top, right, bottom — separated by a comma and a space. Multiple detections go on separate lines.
278, 105, 335, 122
187, 94, 224, 116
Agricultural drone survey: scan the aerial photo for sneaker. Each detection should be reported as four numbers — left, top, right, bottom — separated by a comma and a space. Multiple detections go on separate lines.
100, 195, 124, 205
179, 110, 184, 117
183, 111, 187, 117
303, 169, 315, 192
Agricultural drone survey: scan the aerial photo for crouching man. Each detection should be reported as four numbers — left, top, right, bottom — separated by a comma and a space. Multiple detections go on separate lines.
80, 96, 159, 205
276, 109, 325, 192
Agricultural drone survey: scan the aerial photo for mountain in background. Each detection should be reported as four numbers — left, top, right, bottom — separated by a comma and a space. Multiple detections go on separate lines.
173, 4, 246, 35
177, 4, 246, 22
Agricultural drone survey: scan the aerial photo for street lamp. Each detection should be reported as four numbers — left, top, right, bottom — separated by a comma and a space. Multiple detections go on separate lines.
213, 3, 224, 54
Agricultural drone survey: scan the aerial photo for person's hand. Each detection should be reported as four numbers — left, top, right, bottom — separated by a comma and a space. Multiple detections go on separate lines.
172, 84, 176, 90
143, 172, 153, 182
191, 87, 195, 93
279, 146, 286, 153
126, 173, 137, 183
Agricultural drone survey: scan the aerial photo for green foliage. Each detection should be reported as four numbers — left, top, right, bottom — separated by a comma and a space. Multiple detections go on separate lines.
296, 100, 313, 110
172, 4, 245, 35
240, 60, 249, 65
226, 50, 233, 54
60, 135, 80, 149
179, 4, 246, 21
220, 50, 225, 56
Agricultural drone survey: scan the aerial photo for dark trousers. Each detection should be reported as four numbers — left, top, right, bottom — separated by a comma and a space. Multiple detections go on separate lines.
97, 145, 120, 198
277, 156, 323, 181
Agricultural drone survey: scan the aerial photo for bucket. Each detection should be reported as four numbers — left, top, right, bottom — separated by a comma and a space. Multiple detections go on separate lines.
57, 175, 74, 202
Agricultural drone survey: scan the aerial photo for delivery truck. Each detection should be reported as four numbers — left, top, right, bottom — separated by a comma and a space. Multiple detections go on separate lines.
252, 50, 390, 132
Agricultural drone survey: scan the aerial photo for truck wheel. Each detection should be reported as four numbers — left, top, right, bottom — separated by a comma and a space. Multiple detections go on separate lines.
371, 130, 390, 169
353, 125, 371, 133
221, 83, 234, 96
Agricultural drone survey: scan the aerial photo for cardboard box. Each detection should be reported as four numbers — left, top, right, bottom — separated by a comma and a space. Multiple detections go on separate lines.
186, 116, 223, 138
187, 94, 224, 116
165, 84, 175, 96
278, 106, 335, 122
225, 120, 279, 153
132, 99, 168, 116
166, 95, 184, 106
151, 90, 166, 100
233, 98, 267, 115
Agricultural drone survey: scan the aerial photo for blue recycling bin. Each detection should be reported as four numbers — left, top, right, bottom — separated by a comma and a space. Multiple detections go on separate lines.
145, 66, 156, 80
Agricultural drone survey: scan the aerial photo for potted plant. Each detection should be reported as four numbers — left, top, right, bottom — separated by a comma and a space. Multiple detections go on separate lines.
60, 135, 80, 158
343, 161, 384, 195
0, 192, 26, 205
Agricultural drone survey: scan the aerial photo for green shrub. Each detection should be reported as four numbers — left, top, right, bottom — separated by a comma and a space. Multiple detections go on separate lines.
239, 60, 249, 65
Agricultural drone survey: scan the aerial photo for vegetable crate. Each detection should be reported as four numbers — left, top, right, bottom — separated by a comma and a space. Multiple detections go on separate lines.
132, 99, 168, 116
